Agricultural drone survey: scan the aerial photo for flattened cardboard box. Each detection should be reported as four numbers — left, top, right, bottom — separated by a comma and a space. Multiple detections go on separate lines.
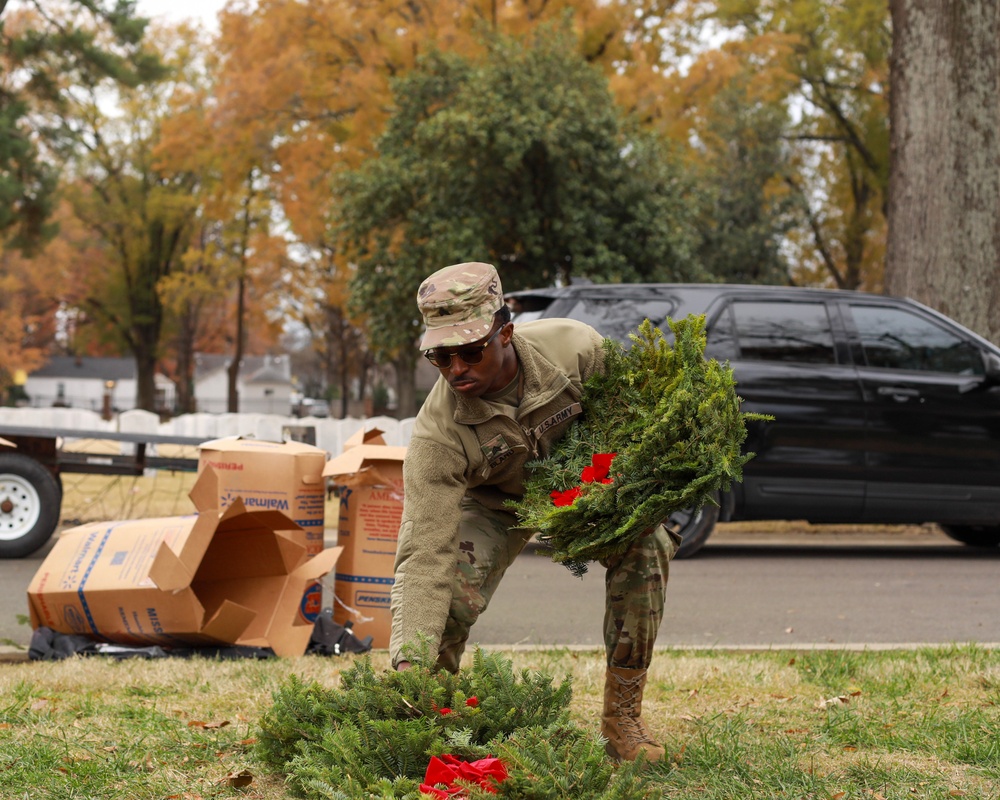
26, 468, 342, 657
198, 436, 328, 621
322, 428, 406, 649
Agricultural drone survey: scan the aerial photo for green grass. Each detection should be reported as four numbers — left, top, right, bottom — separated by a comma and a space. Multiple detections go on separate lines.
0, 646, 997, 799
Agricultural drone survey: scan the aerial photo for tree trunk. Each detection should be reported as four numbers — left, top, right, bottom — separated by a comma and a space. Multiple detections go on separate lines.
227, 272, 245, 413
394, 348, 417, 419
886, 0, 1000, 343
134, 346, 158, 413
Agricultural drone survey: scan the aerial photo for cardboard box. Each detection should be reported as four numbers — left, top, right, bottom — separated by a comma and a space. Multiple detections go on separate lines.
322, 428, 406, 649
26, 468, 342, 657
198, 436, 328, 621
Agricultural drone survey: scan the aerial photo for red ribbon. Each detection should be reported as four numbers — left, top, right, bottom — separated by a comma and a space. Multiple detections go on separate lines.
419, 754, 508, 797
550, 453, 617, 507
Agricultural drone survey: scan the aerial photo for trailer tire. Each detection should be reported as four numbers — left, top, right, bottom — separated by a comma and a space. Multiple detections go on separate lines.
0, 453, 61, 558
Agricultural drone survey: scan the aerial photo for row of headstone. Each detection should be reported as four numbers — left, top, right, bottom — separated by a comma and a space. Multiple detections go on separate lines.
0, 406, 417, 458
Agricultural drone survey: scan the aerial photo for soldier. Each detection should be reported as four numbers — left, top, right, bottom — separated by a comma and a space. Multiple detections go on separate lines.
390, 261, 679, 762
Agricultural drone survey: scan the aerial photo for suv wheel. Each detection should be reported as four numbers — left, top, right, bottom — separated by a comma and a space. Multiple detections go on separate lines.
663, 502, 719, 559
940, 524, 1000, 548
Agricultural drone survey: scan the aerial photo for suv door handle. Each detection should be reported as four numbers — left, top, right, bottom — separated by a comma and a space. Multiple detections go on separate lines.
876, 386, 922, 402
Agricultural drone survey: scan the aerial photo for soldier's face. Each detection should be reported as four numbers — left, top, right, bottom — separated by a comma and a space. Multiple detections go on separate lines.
434, 323, 513, 398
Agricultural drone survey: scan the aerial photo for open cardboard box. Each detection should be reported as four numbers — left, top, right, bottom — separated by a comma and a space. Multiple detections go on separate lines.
197, 435, 329, 622
26, 467, 342, 657
322, 428, 406, 648
197, 435, 327, 553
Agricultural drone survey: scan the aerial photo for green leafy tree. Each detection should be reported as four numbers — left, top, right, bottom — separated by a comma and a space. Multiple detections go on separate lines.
666, 0, 890, 289
54, 23, 200, 411
691, 79, 798, 285
338, 24, 703, 418
0, 0, 165, 253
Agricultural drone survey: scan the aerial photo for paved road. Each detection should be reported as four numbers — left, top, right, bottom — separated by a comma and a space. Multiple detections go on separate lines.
472, 528, 1000, 650
3, 526, 999, 651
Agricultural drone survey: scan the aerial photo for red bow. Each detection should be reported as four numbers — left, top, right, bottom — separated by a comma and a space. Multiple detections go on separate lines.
550, 453, 617, 507
419, 754, 508, 797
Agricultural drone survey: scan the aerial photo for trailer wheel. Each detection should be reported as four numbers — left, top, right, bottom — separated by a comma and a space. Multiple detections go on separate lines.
0, 453, 61, 558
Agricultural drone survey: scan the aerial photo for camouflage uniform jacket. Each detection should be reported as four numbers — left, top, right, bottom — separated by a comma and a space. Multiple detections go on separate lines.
389, 318, 605, 666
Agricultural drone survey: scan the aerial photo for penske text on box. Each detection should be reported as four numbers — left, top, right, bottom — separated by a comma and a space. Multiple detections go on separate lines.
322, 428, 406, 649
26, 468, 342, 657
197, 436, 328, 621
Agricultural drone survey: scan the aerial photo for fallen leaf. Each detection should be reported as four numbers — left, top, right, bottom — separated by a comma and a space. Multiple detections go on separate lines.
949, 791, 967, 797
843, 745, 858, 752
830, 793, 846, 799
784, 728, 809, 734
219, 770, 253, 788
240, 737, 257, 745
817, 695, 852, 709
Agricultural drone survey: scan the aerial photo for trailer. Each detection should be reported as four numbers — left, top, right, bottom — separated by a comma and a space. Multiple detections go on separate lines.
0, 425, 205, 558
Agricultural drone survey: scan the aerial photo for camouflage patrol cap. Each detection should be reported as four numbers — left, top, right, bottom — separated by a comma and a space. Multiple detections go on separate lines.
417, 262, 504, 349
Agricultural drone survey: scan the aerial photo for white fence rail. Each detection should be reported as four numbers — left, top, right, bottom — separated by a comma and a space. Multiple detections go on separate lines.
0, 406, 416, 456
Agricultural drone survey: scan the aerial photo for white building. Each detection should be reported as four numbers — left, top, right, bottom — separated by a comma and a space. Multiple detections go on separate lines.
24, 353, 294, 416
24, 356, 175, 415
193, 353, 294, 415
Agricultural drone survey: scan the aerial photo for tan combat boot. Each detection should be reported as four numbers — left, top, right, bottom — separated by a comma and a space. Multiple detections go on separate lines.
601, 666, 665, 763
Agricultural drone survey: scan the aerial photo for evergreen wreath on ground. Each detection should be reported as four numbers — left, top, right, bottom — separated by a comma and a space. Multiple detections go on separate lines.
257, 644, 664, 799
510, 316, 766, 574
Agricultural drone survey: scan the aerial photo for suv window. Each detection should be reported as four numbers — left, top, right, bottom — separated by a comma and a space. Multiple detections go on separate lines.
708, 301, 838, 364
850, 304, 984, 375
559, 298, 679, 342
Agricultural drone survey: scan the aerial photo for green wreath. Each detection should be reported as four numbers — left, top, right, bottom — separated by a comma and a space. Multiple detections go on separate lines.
509, 315, 766, 573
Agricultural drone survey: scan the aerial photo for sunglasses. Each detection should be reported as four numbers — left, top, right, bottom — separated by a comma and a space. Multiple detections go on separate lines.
424, 325, 505, 368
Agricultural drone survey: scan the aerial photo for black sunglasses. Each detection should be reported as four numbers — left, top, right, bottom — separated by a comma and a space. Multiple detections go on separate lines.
424, 325, 505, 368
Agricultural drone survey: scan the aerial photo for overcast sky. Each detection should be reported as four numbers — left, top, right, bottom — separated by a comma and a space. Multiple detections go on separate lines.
136, 0, 227, 31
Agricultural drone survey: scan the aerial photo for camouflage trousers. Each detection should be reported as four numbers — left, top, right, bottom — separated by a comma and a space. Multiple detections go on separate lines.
436, 496, 677, 673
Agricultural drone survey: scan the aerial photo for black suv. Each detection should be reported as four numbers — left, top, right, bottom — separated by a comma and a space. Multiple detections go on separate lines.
506, 283, 1000, 557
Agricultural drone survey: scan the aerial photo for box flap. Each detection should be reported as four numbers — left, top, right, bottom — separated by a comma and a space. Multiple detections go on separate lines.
263, 546, 343, 657
344, 427, 387, 448
200, 599, 258, 643
323, 445, 406, 486
147, 512, 218, 591
189, 466, 221, 514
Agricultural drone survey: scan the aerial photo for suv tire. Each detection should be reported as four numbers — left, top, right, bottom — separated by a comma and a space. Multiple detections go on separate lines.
664, 501, 719, 559
940, 524, 1000, 548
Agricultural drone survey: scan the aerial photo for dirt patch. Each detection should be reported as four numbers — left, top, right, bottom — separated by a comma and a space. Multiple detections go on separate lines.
715, 520, 943, 538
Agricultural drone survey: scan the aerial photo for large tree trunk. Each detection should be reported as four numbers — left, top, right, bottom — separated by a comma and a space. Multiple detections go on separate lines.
886, 0, 1000, 343
134, 347, 158, 413
394, 349, 417, 419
